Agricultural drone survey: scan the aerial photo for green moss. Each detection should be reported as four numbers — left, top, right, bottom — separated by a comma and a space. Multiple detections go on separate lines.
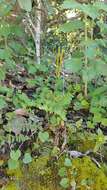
2, 182, 20, 190
5, 156, 61, 190
3, 156, 107, 190
69, 157, 107, 190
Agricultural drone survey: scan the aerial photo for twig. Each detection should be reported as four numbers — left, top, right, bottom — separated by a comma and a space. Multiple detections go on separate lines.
61, 127, 67, 150
26, 22, 35, 42
26, 12, 37, 32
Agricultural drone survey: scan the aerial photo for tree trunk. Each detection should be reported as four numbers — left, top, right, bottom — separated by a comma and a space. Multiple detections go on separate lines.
35, 0, 41, 64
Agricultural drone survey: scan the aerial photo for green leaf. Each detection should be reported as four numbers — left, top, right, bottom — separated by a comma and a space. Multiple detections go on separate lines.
81, 99, 89, 109
0, 22, 11, 37
62, 0, 100, 19
64, 158, 72, 167
0, 0, 15, 17
0, 49, 12, 63
0, 96, 6, 109
64, 58, 82, 73
23, 153, 32, 164
94, 1, 107, 12
81, 4, 99, 19
59, 20, 84, 33
58, 167, 67, 177
60, 178, 69, 188
62, 0, 82, 10
93, 113, 102, 123
0, 68, 6, 80
76, 119, 83, 128
85, 46, 98, 58
10, 149, 21, 161
8, 159, 19, 170
38, 131, 49, 143
18, 0, 32, 12
87, 121, 94, 129
101, 118, 107, 126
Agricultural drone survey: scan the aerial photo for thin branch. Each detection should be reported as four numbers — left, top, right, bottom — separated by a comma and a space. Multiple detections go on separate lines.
26, 12, 37, 32
26, 22, 36, 43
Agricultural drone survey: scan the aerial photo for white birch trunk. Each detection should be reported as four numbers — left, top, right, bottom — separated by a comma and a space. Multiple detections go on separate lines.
35, 0, 41, 64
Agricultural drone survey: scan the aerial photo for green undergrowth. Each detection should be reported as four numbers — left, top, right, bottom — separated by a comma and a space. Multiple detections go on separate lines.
1, 0, 107, 190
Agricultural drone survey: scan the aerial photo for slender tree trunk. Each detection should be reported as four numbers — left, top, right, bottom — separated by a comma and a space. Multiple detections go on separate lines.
35, 0, 41, 64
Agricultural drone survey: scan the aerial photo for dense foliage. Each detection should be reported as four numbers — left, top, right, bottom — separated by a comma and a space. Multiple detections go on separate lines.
1, 0, 107, 190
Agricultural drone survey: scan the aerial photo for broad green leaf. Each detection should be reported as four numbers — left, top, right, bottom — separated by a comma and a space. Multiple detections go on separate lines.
0, 96, 6, 109
0, 22, 11, 37
51, 146, 60, 156
43, 0, 55, 15
62, 0, 99, 19
5, 59, 16, 70
84, 67, 97, 81
101, 118, 107, 126
18, 0, 32, 12
23, 152, 32, 164
62, 0, 82, 10
64, 158, 72, 167
81, 99, 89, 109
8, 159, 19, 170
94, 60, 107, 76
59, 20, 84, 33
60, 178, 69, 188
93, 113, 102, 123
64, 58, 82, 73
99, 23, 107, 34
10, 149, 21, 161
58, 167, 67, 177
38, 131, 49, 143
81, 4, 99, 19
11, 25, 25, 37
81, 179, 88, 186
0, 0, 16, 17
94, 1, 107, 12
0, 48, 12, 60
85, 46, 98, 58
90, 85, 107, 97
87, 121, 94, 129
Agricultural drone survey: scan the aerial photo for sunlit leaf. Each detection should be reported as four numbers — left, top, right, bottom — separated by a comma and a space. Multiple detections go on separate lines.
60, 178, 69, 188
8, 159, 19, 170
64, 158, 72, 167
62, 0, 82, 9
23, 152, 32, 164
59, 20, 84, 33
38, 131, 49, 143
64, 58, 83, 73
10, 149, 21, 161
18, 0, 32, 12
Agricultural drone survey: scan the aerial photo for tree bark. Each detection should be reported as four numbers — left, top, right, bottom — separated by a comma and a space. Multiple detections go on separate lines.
35, 0, 41, 64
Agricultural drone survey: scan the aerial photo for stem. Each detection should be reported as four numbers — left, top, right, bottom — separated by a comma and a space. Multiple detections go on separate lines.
5, 37, 8, 49
84, 14, 88, 98
91, 28, 93, 41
